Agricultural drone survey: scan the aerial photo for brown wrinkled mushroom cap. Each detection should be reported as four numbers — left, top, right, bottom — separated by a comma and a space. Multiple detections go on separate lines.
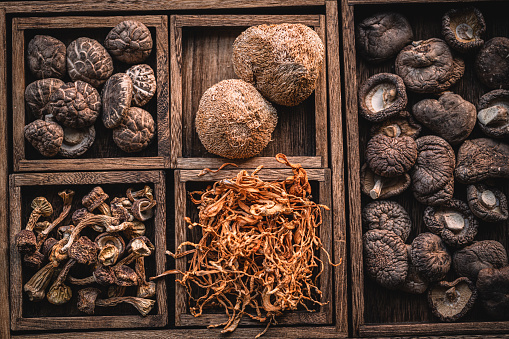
24, 119, 64, 157
363, 229, 408, 289
467, 184, 509, 222
16, 230, 37, 254
428, 277, 477, 322
358, 73, 408, 122
395, 38, 465, 93
112, 264, 140, 286
104, 20, 153, 64
476, 266, 509, 318
424, 198, 478, 248
412, 92, 477, 145
77, 287, 100, 314
112, 107, 155, 153
475, 37, 509, 89
127, 64, 156, 107
442, 7, 486, 53
360, 163, 411, 200
82, 187, 109, 212
362, 200, 412, 242
366, 134, 417, 177
232, 23, 324, 107
477, 89, 509, 138
454, 240, 508, 282
68, 236, 98, 265
93, 265, 117, 286
195, 79, 278, 159
67, 37, 114, 87
25, 78, 65, 119
356, 12, 413, 63
411, 232, 451, 282
27, 35, 66, 79
401, 244, 429, 294
370, 110, 421, 139
102, 73, 133, 129
59, 125, 95, 158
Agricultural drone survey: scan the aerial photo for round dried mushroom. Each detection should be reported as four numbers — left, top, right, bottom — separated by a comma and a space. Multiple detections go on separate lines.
113, 107, 155, 153
102, 73, 133, 129
358, 73, 408, 122
454, 240, 508, 282
366, 134, 417, 178
428, 277, 477, 322
67, 37, 114, 87
412, 92, 477, 145
475, 37, 509, 89
25, 78, 65, 119
477, 89, 509, 138
370, 111, 421, 139
126, 64, 156, 107
467, 183, 508, 222
58, 125, 95, 158
104, 20, 153, 64
411, 232, 451, 282
395, 38, 465, 93
363, 229, 408, 289
362, 200, 411, 242
476, 266, 509, 318
195, 79, 277, 159
360, 163, 411, 200
400, 244, 428, 294
424, 198, 478, 249
232, 23, 324, 107
356, 12, 413, 63
442, 7, 485, 53
27, 35, 66, 79
47, 80, 101, 129
24, 119, 63, 157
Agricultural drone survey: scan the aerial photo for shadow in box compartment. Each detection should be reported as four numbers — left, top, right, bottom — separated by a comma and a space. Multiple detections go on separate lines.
341, 0, 509, 336
170, 15, 328, 169
9, 171, 167, 331
12, 15, 170, 172
173, 168, 333, 327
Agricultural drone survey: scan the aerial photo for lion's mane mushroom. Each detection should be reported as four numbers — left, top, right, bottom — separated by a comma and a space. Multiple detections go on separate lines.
27, 35, 66, 79
126, 64, 156, 107
360, 164, 411, 200
67, 37, 114, 87
454, 240, 508, 282
467, 184, 508, 222
411, 136, 455, 206
411, 232, 451, 282
104, 20, 153, 64
102, 73, 133, 129
477, 89, 509, 138
366, 134, 417, 178
370, 111, 422, 139
455, 138, 509, 183
195, 79, 278, 159
78, 287, 155, 316
363, 229, 408, 289
25, 78, 65, 119
395, 38, 465, 93
442, 7, 486, 53
24, 119, 64, 157
476, 266, 509, 318
356, 12, 413, 63
424, 198, 478, 249
362, 200, 412, 242
475, 37, 509, 89
16, 197, 53, 254
232, 23, 324, 107
428, 277, 477, 322
412, 92, 477, 145
59, 125, 95, 158
401, 244, 429, 294
112, 107, 155, 153
95, 233, 125, 266
358, 73, 408, 122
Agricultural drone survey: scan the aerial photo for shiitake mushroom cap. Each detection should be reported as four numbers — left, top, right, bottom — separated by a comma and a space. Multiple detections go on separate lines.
475, 37, 509, 89
366, 134, 417, 178
454, 240, 508, 282
442, 7, 486, 53
477, 89, 509, 138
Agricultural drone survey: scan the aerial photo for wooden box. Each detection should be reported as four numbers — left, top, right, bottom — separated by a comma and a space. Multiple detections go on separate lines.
12, 15, 170, 172
341, 0, 509, 336
9, 170, 167, 331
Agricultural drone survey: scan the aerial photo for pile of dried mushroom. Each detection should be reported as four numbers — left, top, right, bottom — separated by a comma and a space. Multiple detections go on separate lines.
358, 7, 509, 322
15, 185, 157, 316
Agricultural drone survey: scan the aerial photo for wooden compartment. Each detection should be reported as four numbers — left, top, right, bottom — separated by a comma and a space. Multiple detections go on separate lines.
341, 0, 509, 336
9, 170, 167, 331
170, 14, 328, 169
12, 15, 170, 172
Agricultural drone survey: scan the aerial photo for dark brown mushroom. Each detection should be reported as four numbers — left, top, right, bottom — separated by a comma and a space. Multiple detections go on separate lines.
467, 183, 508, 222
475, 37, 509, 89
68, 265, 116, 286
395, 38, 465, 93
15, 197, 53, 254
112, 264, 140, 287
58, 125, 95, 158
135, 256, 155, 298
102, 73, 133, 129
411, 232, 451, 282
477, 89, 509, 138
23, 261, 58, 301
77, 287, 155, 316
67, 37, 114, 87
131, 198, 156, 222
24, 119, 64, 157
110, 197, 133, 223
71, 208, 93, 225
366, 134, 417, 177
370, 110, 421, 139
104, 20, 153, 64
126, 64, 156, 107
362, 200, 412, 242
454, 240, 508, 282
476, 266, 509, 318
27, 35, 66, 79
25, 78, 65, 119
123, 221, 146, 240
358, 73, 408, 122
442, 7, 486, 53
400, 244, 429, 294
412, 92, 477, 145
112, 107, 155, 153
82, 186, 111, 216
428, 277, 477, 322
360, 163, 411, 200
95, 233, 125, 266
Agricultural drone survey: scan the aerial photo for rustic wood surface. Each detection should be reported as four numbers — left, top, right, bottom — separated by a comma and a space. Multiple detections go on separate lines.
348, 0, 500, 4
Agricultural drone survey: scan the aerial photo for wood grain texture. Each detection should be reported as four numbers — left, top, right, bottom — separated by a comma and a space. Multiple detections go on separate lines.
15, 15, 165, 29
170, 16, 183, 168
174, 170, 186, 327
12, 18, 25, 172
17, 158, 166, 172
153, 171, 168, 325
12, 171, 162, 186
360, 322, 509, 337
319, 172, 334, 324
348, 0, 500, 3
155, 16, 170, 167
175, 15, 321, 27
315, 16, 329, 168
177, 156, 323, 170
179, 168, 328, 182
9, 183, 22, 332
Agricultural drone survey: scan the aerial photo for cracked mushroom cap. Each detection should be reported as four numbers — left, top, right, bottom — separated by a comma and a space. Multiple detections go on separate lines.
454, 240, 508, 282
366, 134, 417, 177
362, 200, 412, 242
105, 20, 153, 64
360, 163, 411, 200
82, 187, 109, 213
395, 38, 465, 93
232, 23, 324, 107
358, 73, 408, 122
77, 287, 101, 314
24, 119, 64, 157
59, 125, 95, 158
102, 73, 133, 129
356, 12, 413, 63
412, 92, 477, 145
113, 107, 155, 153
67, 37, 114, 88
401, 244, 429, 294
27, 35, 66, 79
477, 89, 509, 138
424, 198, 478, 249
68, 236, 98, 265
370, 110, 421, 139
112, 264, 139, 286
411, 232, 451, 282
195, 79, 278, 159
363, 229, 408, 289
428, 277, 477, 322
475, 37, 509, 89
126, 64, 156, 107
467, 184, 508, 222
442, 7, 486, 53
476, 266, 509, 318
25, 78, 65, 119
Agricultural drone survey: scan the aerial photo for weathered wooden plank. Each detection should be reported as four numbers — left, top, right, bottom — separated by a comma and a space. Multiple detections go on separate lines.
12, 18, 25, 172
9, 182, 22, 333
179, 312, 328, 327
315, 15, 328, 168
15, 15, 165, 29
319, 171, 333, 324
360, 322, 509, 337
174, 170, 186, 327
348, 0, 498, 4
11, 171, 162, 186
17, 157, 166, 172
177, 156, 323, 170
170, 16, 183, 168
175, 14, 321, 27
179, 168, 327, 182
154, 171, 168, 324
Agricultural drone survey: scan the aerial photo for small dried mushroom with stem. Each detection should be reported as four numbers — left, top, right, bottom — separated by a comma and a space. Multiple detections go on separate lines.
95, 233, 125, 266
370, 111, 421, 139
24, 119, 64, 157
366, 134, 417, 178
25, 78, 65, 119
27, 35, 66, 79
77, 287, 155, 316
58, 125, 95, 158
410, 232, 451, 282
104, 20, 153, 64
113, 107, 155, 153
477, 89, 509, 138
360, 163, 411, 200
102, 73, 133, 129
362, 200, 412, 242
467, 183, 508, 222
428, 277, 477, 322
476, 266, 509, 318
16, 197, 53, 254
475, 37, 509, 89
442, 7, 486, 53
454, 240, 508, 282
127, 64, 156, 107
82, 186, 111, 216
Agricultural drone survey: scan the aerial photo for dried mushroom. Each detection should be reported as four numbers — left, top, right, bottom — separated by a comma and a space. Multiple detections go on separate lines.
360, 163, 411, 200
358, 73, 408, 122
370, 110, 421, 139
104, 20, 153, 64
16, 197, 53, 254
411, 232, 451, 282
428, 277, 477, 322
24, 119, 64, 157
412, 92, 477, 145
96, 233, 125, 266
25, 78, 65, 119
356, 12, 413, 63
395, 38, 464, 93
477, 89, 509, 138
475, 37, 509, 89
467, 184, 508, 222
132, 198, 156, 221
67, 37, 114, 87
77, 287, 155, 316
27, 35, 66, 79
59, 125, 95, 158
82, 187, 111, 216
126, 64, 156, 107
366, 134, 417, 177
112, 107, 155, 153
102, 73, 133, 129
442, 7, 486, 53
362, 200, 411, 242
454, 240, 508, 282
232, 23, 324, 106
195, 79, 277, 159
68, 265, 116, 286
401, 245, 428, 294
476, 266, 509, 318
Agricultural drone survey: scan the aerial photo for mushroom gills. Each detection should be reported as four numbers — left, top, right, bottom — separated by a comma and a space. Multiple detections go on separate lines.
478, 104, 509, 126
455, 23, 474, 41
366, 84, 397, 112
438, 211, 466, 233
380, 124, 402, 138
431, 283, 473, 318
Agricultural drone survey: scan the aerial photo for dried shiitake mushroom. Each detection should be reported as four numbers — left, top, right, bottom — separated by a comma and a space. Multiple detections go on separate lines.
102, 73, 133, 129
467, 183, 509, 222
105, 20, 153, 64
59, 125, 95, 158
360, 163, 411, 200
370, 111, 421, 139
27, 35, 66, 79
366, 134, 417, 178
442, 7, 485, 53
454, 240, 508, 282
67, 37, 114, 87
362, 200, 411, 242
232, 23, 324, 107
25, 78, 65, 119
428, 277, 477, 322
24, 119, 64, 157
400, 245, 428, 294
113, 107, 155, 153
476, 266, 509, 318
411, 232, 451, 282
475, 37, 509, 89
477, 89, 509, 138
126, 64, 156, 107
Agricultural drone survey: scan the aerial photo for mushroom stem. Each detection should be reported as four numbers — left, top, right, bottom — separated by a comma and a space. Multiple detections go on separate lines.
24, 261, 58, 301
46, 258, 76, 305
60, 215, 115, 254
370, 176, 384, 199
95, 296, 155, 316
441, 212, 465, 232
97, 203, 111, 216
40, 190, 74, 238
135, 256, 156, 298
108, 285, 126, 298
67, 275, 97, 285
481, 190, 497, 209
456, 23, 474, 40
445, 286, 458, 302
381, 124, 402, 138
478, 106, 508, 126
